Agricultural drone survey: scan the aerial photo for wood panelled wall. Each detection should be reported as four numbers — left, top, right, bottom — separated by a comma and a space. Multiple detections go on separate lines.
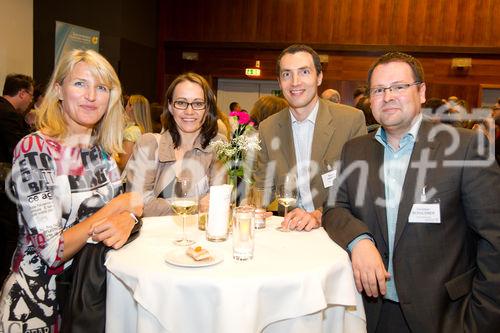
163, 44, 500, 107
159, 0, 500, 108
163, 0, 499, 47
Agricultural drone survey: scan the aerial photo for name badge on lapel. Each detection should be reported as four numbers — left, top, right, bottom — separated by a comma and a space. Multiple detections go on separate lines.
408, 186, 441, 224
321, 168, 337, 188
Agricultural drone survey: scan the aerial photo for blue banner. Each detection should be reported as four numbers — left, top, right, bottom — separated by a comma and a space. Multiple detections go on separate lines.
55, 21, 100, 65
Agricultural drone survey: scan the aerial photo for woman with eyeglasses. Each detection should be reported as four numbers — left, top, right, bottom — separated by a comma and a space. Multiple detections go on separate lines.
125, 72, 226, 216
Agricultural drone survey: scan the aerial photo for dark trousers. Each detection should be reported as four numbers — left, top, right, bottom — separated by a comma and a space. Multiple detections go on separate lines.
375, 300, 411, 333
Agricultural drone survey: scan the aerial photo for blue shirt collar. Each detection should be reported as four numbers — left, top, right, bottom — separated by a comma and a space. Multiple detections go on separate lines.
375, 113, 423, 150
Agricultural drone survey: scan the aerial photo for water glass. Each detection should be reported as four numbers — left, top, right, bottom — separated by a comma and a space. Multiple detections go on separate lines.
233, 205, 255, 261
252, 186, 272, 229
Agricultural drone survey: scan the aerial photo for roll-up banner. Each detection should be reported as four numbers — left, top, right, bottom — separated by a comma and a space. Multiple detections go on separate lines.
55, 21, 100, 65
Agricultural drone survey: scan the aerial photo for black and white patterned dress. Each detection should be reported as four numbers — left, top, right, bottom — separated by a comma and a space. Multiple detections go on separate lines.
0, 132, 121, 332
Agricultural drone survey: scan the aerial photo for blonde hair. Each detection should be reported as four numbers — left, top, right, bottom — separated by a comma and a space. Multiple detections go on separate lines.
36, 49, 124, 154
127, 94, 152, 133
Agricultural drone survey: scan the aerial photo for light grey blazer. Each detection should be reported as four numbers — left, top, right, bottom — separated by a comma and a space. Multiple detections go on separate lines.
125, 131, 226, 216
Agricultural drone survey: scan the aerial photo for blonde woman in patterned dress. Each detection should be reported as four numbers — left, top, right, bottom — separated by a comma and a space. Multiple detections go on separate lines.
0, 49, 142, 333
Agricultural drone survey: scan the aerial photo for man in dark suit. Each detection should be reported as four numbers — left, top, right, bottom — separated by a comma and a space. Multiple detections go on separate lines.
0, 73, 35, 284
254, 44, 366, 231
323, 52, 500, 332
0, 74, 34, 162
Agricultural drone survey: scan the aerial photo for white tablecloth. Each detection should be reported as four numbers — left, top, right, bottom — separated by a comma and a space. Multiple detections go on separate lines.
105, 216, 366, 333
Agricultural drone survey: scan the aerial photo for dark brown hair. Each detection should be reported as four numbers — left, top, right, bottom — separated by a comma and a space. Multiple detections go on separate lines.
164, 72, 218, 149
276, 44, 322, 76
355, 96, 378, 126
3, 73, 34, 96
367, 52, 425, 90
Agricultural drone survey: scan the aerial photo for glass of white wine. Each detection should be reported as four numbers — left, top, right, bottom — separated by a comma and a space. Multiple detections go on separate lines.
171, 177, 198, 246
276, 176, 297, 232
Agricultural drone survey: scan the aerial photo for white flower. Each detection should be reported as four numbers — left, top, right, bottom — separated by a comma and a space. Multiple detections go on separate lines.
210, 125, 261, 167
244, 133, 261, 151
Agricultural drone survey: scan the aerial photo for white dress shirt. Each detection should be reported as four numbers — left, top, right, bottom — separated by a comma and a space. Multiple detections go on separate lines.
290, 101, 319, 212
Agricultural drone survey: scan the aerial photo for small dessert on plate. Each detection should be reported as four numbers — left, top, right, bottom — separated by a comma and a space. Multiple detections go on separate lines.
186, 245, 212, 261
165, 246, 222, 267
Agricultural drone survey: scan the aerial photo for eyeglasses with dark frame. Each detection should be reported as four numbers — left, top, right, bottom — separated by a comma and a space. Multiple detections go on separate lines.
23, 89, 34, 99
172, 100, 206, 110
369, 82, 422, 97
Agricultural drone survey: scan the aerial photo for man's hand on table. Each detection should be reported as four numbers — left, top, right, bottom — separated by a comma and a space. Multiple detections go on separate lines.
281, 208, 321, 231
351, 239, 390, 297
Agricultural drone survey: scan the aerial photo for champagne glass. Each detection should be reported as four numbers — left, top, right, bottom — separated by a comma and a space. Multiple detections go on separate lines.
276, 176, 297, 232
171, 177, 198, 246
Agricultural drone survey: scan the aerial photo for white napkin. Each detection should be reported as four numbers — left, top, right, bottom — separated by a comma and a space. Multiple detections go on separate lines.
206, 184, 233, 238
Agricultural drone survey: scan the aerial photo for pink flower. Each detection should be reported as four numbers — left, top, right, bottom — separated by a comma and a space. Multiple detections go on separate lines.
237, 112, 251, 125
229, 111, 252, 125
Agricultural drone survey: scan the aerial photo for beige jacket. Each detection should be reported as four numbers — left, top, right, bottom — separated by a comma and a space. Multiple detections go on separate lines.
254, 99, 367, 211
125, 131, 226, 216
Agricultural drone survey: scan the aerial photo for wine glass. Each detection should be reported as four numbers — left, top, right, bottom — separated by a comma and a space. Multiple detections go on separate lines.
276, 176, 297, 232
170, 177, 198, 246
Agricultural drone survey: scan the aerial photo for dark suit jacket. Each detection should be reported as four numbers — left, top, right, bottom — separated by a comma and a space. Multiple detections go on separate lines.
0, 96, 30, 283
323, 120, 500, 333
255, 99, 367, 210
0, 96, 30, 164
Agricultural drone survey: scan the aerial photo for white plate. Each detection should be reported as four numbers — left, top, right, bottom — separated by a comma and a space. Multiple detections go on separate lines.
165, 248, 224, 267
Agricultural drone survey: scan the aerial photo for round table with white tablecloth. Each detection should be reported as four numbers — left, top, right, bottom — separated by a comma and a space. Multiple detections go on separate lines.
105, 216, 366, 333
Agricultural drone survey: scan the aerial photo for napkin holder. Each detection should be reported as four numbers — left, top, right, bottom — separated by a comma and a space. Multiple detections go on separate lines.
206, 184, 232, 242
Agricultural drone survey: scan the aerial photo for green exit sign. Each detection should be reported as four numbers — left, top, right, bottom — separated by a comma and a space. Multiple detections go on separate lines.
271, 90, 282, 97
245, 68, 261, 77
